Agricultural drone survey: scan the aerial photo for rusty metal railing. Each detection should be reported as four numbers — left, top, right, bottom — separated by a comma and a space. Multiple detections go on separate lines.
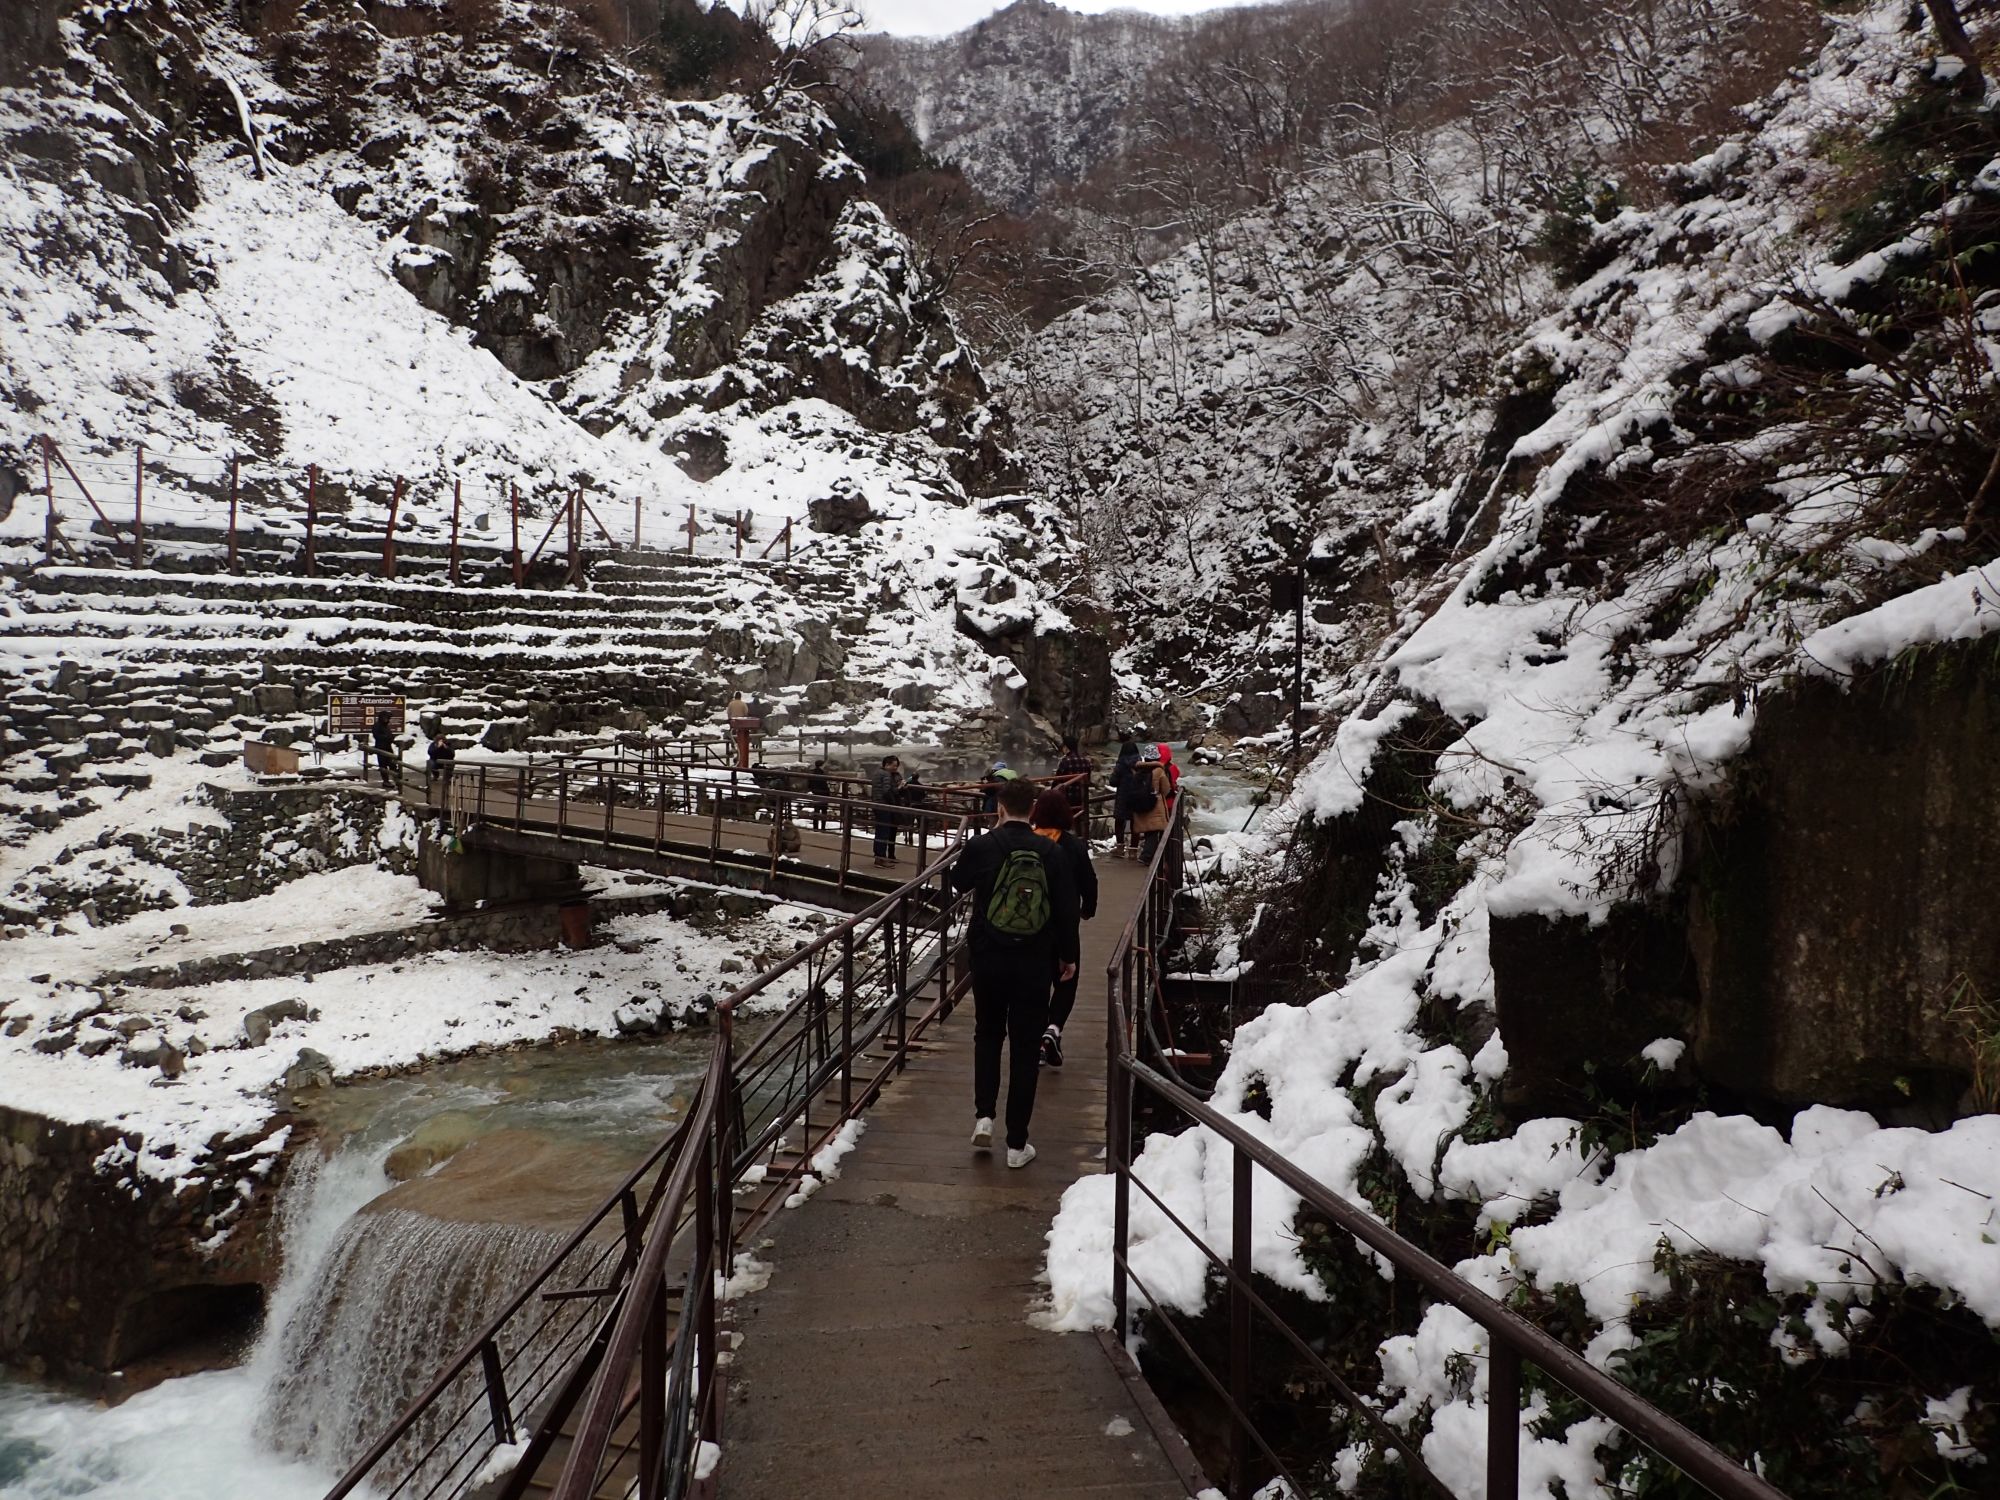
436, 752, 1092, 902
1103, 799, 1790, 1500
325, 812, 980, 1500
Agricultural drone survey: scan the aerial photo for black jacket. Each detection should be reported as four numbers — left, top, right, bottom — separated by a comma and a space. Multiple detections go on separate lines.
949, 820, 1079, 966
1052, 829, 1097, 922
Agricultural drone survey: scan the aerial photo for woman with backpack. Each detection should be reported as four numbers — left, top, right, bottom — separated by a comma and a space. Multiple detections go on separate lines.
1130, 749, 1172, 864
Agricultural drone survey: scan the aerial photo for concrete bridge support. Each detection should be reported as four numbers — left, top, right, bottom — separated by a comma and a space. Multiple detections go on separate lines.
417, 827, 585, 914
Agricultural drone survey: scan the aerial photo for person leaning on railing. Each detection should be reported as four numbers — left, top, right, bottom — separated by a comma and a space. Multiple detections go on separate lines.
725, 691, 760, 769
426, 732, 456, 806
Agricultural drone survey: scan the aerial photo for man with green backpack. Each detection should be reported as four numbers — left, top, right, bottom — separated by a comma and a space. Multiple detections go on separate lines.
948, 776, 1080, 1168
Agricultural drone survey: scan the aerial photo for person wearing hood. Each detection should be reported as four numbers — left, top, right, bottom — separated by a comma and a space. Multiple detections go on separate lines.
1108, 733, 1143, 857
1156, 743, 1181, 801
1030, 790, 1096, 1068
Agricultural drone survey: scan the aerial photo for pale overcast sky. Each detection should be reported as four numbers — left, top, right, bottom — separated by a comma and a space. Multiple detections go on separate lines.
855, 1, 1273, 37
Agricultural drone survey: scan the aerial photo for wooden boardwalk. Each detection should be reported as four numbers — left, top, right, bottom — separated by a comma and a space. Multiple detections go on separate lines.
405, 763, 958, 904
719, 854, 1196, 1498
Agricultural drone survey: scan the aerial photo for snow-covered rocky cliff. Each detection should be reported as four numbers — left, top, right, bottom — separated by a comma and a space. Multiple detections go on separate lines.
849, 0, 1185, 215
0, 0, 1097, 758
1038, 0, 2000, 1488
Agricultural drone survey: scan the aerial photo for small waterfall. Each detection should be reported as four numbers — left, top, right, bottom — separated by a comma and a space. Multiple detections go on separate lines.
256, 1204, 572, 1486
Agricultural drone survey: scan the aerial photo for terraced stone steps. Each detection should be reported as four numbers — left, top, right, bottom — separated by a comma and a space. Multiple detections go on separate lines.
1, 520, 888, 773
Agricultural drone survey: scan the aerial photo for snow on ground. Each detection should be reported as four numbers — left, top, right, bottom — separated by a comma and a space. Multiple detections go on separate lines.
0, 853, 824, 1195
0, 863, 431, 978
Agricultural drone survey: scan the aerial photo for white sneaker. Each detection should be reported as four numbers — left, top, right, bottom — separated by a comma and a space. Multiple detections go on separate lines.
971, 1117, 994, 1151
1007, 1144, 1037, 1170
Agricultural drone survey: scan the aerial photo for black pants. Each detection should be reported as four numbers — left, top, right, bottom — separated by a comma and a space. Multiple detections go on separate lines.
376, 747, 397, 789
1140, 829, 1162, 863
873, 819, 897, 859
972, 951, 1052, 1150
1048, 970, 1079, 1034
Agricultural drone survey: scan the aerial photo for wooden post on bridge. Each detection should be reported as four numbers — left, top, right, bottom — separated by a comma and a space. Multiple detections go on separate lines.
449, 479, 462, 585
510, 484, 523, 586
633, 495, 641, 550
227, 457, 241, 573
685, 503, 698, 556
383, 475, 405, 579
734, 508, 744, 559
304, 464, 318, 576
132, 444, 145, 566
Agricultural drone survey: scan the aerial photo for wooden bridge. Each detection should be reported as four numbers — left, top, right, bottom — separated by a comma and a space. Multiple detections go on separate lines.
328, 771, 1789, 1500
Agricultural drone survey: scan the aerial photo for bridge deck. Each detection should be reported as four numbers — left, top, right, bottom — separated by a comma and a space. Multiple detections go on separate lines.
718, 854, 1195, 1498
411, 766, 951, 903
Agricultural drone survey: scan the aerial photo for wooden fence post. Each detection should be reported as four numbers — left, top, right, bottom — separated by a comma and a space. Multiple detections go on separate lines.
132, 444, 144, 566
633, 495, 641, 550
383, 475, 405, 579
304, 464, 318, 576
450, 478, 461, 585
228, 456, 240, 573
511, 484, 523, 586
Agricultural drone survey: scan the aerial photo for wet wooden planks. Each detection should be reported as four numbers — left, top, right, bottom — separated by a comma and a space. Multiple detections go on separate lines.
718, 854, 1194, 1498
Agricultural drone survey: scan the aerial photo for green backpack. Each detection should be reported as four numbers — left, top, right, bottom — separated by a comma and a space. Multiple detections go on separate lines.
985, 846, 1052, 941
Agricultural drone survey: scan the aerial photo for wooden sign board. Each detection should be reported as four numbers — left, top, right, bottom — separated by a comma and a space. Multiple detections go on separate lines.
243, 741, 301, 776
328, 692, 406, 735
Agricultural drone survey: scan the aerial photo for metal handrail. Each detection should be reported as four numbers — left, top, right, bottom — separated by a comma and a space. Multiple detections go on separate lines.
328, 809, 982, 1500
321, 1118, 696, 1499
1101, 806, 1789, 1500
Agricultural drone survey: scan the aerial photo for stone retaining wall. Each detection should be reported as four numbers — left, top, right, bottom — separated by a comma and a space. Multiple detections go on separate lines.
0, 1104, 296, 1387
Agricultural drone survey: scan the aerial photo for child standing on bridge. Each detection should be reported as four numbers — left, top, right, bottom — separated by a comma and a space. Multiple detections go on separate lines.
949, 778, 1079, 1169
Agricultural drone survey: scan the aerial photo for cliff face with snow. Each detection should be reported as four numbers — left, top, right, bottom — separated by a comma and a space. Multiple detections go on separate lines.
1037, 0, 2000, 1489
848, 0, 1184, 214
0, 0, 1011, 499
0, 0, 1115, 750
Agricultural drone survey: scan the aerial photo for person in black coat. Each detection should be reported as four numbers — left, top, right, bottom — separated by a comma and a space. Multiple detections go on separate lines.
947, 777, 1079, 1167
1108, 733, 1142, 856
426, 732, 456, 805
1029, 790, 1096, 1069
371, 708, 398, 791
804, 758, 832, 829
